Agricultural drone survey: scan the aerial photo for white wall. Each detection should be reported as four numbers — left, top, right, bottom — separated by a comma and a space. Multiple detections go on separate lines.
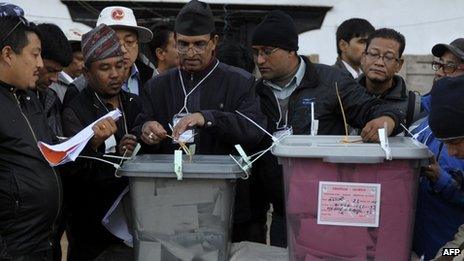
8, 0, 91, 32
10, 0, 463, 65
299, 0, 464, 65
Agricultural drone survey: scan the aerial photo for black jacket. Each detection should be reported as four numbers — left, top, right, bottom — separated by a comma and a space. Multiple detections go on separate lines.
332, 57, 354, 79
37, 88, 63, 137
253, 56, 405, 216
61, 87, 142, 261
134, 58, 266, 155
358, 74, 422, 127
0, 83, 61, 258
134, 59, 266, 224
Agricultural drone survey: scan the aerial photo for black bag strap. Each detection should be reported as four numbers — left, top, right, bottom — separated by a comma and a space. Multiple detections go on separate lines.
406, 91, 421, 128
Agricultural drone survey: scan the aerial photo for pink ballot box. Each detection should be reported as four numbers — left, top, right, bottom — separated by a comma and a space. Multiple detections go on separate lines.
271, 136, 429, 261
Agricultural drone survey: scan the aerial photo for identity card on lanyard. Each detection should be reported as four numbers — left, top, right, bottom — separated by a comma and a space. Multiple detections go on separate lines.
173, 61, 220, 144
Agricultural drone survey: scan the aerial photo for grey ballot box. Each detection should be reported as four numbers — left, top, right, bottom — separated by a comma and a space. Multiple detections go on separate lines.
119, 154, 244, 261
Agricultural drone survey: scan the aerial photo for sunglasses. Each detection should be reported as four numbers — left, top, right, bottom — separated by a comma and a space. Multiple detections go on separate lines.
0, 16, 30, 48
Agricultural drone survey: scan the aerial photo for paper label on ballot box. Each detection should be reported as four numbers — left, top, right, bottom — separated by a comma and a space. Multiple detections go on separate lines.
317, 181, 381, 227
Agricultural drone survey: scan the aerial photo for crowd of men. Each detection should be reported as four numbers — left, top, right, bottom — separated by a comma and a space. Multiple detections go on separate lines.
0, 0, 464, 260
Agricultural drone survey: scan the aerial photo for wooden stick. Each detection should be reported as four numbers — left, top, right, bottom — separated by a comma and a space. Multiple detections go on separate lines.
166, 134, 192, 162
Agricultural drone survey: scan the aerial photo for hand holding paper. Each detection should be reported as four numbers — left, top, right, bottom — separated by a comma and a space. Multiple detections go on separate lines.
91, 117, 118, 151
38, 109, 122, 166
141, 121, 167, 145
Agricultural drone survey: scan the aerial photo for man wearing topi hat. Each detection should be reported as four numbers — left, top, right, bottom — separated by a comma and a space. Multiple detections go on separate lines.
61, 24, 142, 261
135, 0, 266, 241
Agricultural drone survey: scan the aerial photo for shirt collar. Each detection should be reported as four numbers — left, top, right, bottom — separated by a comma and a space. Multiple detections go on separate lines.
59, 71, 74, 84
264, 57, 306, 91
342, 60, 362, 79
130, 64, 140, 80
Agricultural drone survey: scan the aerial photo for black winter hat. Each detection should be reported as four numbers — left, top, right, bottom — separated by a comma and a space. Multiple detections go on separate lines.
429, 75, 464, 140
175, 0, 215, 36
251, 10, 298, 51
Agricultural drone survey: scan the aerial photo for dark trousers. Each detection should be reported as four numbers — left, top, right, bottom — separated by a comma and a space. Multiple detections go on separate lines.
1, 250, 53, 261
270, 214, 287, 247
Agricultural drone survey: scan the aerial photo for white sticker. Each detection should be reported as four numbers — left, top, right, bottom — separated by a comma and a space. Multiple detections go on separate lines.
174, 150, 183, 180
104, 134, 117, 154
173, 113, 195, 143
317, 181, 381, 227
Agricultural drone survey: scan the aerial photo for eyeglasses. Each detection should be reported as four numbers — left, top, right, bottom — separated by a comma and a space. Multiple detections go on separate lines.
0, 16, 29, 48
252, 47, 279, 58
176, 39, 212, 54
120, 39, 138, 49
431, 61, 464, 74
364, 51, 400, 64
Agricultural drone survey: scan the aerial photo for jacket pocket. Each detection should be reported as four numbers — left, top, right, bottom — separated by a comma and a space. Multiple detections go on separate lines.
0, 169, 21, 220
9, 172, 21, 218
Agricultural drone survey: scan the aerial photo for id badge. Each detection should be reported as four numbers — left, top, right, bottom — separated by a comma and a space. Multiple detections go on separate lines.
172, 113, 195, 143
273, 126, 293, 141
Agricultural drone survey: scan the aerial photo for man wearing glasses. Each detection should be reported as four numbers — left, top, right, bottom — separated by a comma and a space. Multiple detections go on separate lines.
63, 6, 154, 105
358, 28, 422, 128
412, 38, 464, 260
421, 76, 464, 260
136, 0, 266, 242
251, 10, 405, 247
431, 38, 464, 81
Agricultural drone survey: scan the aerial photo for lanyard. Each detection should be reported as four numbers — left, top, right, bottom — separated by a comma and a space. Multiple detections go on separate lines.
273, 92, 289, 129
94, 91, 128, 134
177, 60, 220, 114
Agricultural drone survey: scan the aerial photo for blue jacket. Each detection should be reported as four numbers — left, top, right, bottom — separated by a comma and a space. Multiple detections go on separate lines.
412, 94, 464, 260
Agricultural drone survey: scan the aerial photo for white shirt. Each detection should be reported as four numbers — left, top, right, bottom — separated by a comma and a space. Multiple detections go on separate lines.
342, 60, 362, 79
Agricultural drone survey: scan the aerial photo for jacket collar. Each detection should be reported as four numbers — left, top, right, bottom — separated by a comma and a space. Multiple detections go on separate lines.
84, 86, 131, 113
179, 57, 219, 83
257, 55, 319, 95
0, 80, 18, 93
358, 74, 407, 100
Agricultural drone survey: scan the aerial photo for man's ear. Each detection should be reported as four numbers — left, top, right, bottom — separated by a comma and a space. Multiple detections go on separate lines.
339, 39, 349, 53
1, 46, 15, 66
82, 65, 91, 81
155, 47, 164, 61
211, 34, 219, 48
396, 58, 405, 73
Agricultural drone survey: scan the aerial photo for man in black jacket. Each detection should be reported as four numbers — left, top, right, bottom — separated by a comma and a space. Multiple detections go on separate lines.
35, 23, 73, 137
251, 10, 405, 247
0, 16, 61, 261
136, 0, 266, 242
359, 28, 422, 128
333, 18, 375, 79
61, 24, 141, 261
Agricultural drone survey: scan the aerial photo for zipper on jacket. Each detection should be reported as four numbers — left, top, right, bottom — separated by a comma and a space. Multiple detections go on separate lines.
12, 92, 62, 240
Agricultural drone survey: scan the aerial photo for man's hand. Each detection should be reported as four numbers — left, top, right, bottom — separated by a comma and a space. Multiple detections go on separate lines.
91, 117, 117, 150
172, 113, 205, 141
118, 134, 138, 156
140, 121, 167, 145
422, 156, 440, 182
360, 116, 395, 142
